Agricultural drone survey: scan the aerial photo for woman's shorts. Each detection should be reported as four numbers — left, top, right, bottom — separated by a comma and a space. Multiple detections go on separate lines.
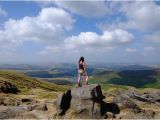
78, 69, 86, 76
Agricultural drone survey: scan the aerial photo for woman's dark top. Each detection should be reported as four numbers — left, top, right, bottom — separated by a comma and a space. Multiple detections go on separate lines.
79, 62, 84, 70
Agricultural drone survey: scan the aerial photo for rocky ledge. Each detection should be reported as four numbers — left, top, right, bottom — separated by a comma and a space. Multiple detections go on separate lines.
56, 84, 160, 119
0, 84, 160, 119
56, 84, 120, 119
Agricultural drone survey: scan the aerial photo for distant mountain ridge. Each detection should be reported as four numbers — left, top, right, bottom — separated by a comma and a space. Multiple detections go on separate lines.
0, 63, 158, 71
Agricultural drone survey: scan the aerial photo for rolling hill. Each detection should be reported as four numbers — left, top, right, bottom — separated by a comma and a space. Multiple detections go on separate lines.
0, 70, 69, 93
89, 69, 160, 89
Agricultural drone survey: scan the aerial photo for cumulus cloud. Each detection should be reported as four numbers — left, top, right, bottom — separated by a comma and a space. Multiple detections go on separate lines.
40, 29, 134, 54
64, 29, 134, 50
98, 1, 160, 32
55, 1, 111, 17
121, 1, 160, 31
0, 7, 7, 16
126, 48, 137, 53
0, 7, 74, 50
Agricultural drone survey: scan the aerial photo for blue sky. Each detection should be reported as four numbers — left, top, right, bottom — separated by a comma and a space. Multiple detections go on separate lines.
0, 1, 160, 64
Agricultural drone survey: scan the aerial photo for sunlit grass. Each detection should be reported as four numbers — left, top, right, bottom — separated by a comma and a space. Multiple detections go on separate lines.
0, 70, 71, 94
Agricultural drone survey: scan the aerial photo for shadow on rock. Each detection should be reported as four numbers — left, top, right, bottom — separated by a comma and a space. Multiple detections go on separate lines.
100, 101, 120, 118
57, 89, 71, 115
101, 101, 120, 114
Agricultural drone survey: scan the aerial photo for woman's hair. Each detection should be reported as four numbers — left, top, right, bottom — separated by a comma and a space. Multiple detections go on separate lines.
79, 56, 84, 63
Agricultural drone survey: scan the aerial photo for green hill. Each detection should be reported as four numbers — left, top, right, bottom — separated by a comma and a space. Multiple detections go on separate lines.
0, 70, 69, 93
89, 69, 160, 89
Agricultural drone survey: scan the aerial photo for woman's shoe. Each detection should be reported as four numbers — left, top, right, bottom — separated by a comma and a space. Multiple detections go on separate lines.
76, 83, 81, 87
85, 82, 88, 85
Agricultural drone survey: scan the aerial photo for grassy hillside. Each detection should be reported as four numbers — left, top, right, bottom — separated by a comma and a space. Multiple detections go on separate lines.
89, 69, 160, 89
0, 70, 70, 93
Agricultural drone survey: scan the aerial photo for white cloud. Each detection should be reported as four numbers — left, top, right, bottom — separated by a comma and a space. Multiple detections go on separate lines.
120, 1, 160, 32
0, 7, 7, 16
144, 46, 155, 52
55, 1, 111, 17
126, 48, 137, 53
98, 1, 160, 32
40, 29, 134, 54
64, 29, 134, 50
0, 7, 74, 50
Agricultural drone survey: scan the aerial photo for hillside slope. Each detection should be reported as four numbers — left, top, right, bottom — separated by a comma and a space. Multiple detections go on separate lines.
89, 69, 160, 89
0, 70, 69, 93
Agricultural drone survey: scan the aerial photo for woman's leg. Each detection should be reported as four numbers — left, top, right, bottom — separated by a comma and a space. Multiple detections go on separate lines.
77, 74, 81, 85
85, 75, 89, 85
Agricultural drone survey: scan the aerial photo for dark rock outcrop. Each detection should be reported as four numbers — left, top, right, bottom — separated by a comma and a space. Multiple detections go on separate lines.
56, 84, 120, 119
0, 81, 20, 94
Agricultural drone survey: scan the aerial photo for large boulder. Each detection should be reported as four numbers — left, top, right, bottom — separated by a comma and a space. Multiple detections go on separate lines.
70, 84, 105, 119
71, 84, 105, 101
56, 84, 119, 119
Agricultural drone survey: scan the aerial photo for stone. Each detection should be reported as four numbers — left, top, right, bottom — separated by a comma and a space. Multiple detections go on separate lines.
3, 97, 21, 106
114, 96, 141, 113
70, 84, 105, 118
0, 98, 4, 105
105, 112, 115, 119
71, 84, 105, 101
3, 108, 17, 118
0, 112, 8, 119
33, 104, 48, 111
56, 84, 120, 119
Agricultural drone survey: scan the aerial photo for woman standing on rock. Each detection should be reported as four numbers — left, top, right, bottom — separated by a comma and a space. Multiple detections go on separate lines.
77, 56, 89, 86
